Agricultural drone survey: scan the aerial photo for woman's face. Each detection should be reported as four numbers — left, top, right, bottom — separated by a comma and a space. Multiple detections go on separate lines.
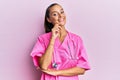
47, 5, 66, 27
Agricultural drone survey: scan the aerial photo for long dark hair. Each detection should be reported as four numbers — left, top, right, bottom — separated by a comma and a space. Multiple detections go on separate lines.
44, 3, 59, 33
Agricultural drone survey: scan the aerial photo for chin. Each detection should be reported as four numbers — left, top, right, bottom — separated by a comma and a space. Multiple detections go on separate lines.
59, 22, 66, 26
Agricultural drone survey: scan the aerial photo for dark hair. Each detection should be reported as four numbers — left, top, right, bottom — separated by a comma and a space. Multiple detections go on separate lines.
44, 3, 59, 33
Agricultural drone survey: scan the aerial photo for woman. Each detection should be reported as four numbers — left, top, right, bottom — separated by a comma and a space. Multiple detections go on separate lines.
31, 3, 90, 80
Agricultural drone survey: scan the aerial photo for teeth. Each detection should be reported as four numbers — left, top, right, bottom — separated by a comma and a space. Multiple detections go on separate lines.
59, 19, 64, 22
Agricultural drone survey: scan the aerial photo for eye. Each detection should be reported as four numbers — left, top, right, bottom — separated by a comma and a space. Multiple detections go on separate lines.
52, 12, 58, 17
61, 11, 64, 14
53, 13, 57, 16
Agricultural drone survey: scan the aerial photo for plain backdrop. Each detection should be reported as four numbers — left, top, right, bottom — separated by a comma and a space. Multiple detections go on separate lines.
0, 0, 120, 80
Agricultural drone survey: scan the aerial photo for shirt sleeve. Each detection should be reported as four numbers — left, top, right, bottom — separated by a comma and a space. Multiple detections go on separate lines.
30, 37, 46, 67
76, 37, 91, 70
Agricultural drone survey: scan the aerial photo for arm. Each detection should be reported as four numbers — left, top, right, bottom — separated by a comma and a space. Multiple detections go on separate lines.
42, 67, 85, 76
38, 38, 55, 70
58, 67, 85, 76
38, 24, 61, 70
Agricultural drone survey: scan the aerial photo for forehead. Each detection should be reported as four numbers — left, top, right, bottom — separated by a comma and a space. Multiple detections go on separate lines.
49, 5, 63, 13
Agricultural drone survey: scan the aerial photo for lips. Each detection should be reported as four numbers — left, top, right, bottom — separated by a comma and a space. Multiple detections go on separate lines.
59, 18, 64, 22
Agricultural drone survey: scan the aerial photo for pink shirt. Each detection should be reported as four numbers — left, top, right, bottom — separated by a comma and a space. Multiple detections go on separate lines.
30, 31, 90, 80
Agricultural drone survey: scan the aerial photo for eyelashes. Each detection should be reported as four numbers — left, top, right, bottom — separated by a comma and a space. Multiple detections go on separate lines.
53, 13, 58, 16
51, 11, 64, 17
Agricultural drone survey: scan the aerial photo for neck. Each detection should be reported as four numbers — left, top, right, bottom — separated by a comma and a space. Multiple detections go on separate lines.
59, 26, 67, 38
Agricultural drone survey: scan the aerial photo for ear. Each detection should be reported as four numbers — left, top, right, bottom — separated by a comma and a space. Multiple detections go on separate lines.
47, 18, 52, 23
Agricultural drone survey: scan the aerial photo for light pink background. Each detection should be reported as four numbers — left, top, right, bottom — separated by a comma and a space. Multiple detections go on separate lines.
0, 0, 120, 80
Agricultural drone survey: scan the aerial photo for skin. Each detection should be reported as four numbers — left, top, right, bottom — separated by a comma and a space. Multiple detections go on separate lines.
39, 4, 86, 76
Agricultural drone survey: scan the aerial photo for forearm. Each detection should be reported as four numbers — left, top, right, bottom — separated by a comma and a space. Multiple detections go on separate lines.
57, 67, 85, 76
42, 66, 86, 76
39, 38, 55, 70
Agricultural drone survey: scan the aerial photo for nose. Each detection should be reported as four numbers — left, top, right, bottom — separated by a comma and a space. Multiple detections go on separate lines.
58, 13, 63, 18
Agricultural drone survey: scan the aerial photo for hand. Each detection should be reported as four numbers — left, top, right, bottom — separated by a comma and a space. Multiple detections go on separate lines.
51, 24, 62, 39
42, 69, 60, 76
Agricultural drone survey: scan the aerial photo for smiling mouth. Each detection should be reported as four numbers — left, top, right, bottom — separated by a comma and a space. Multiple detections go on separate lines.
59, 18, 64, 22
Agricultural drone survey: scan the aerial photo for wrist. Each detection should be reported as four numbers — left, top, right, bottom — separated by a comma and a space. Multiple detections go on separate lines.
50, 37, 55, 44
49, 43, 54, 46
51, 36, 56, 40
56, 70, 62, 76
49, 41, 54, 46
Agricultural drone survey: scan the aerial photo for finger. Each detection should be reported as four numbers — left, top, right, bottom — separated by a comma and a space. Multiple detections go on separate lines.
54, 21, 59, 25
52, 28, 59, 33
54, 23, 59, 28
53, 25, 59, 30
41, 70, 49, 73
53, 27, 60, 32
54, 23, 62, 30
57, 26, 62, 30
36, 67, 40, 70
54, 26, 61, 32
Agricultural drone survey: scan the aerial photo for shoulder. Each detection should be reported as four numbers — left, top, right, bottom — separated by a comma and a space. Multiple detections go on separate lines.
38, 32, 52, 41
68, 31, 83, 42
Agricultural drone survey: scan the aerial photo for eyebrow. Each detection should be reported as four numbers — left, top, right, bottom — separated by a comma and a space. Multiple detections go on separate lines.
50, 8, 64, 14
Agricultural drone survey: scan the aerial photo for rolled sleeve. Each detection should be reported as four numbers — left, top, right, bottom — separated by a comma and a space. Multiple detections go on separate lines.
30, 37, 45, 67
76, 37, 91, 70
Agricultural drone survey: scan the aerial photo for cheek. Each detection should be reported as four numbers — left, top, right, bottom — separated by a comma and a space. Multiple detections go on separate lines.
52, 18, 58, 21
64, 16, 66, 21
51, 17, 59, 24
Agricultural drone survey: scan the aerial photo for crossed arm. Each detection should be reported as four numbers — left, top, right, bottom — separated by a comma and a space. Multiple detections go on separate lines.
38, 37, 86, 76
41, 66, 85, 76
